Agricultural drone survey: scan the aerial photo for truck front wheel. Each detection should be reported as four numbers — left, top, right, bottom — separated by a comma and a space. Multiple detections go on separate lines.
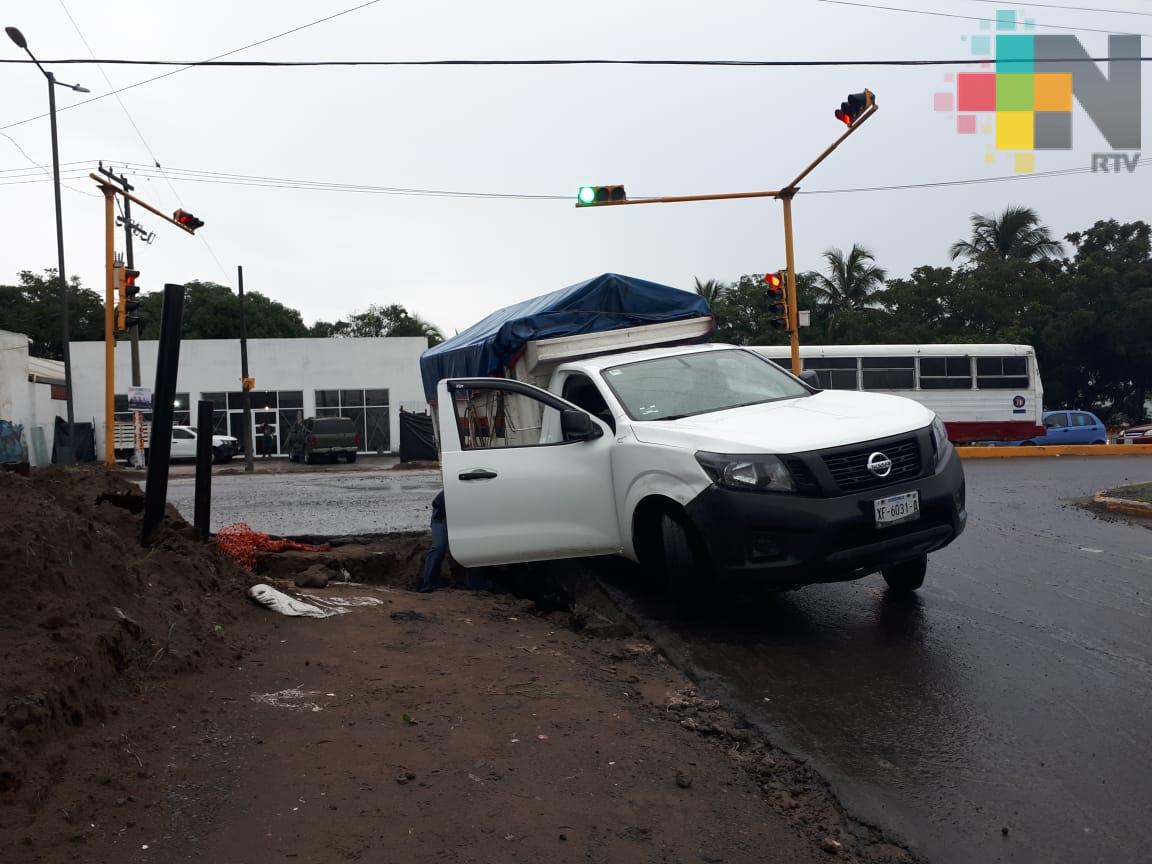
881, 555, 928, 592
661, 513, 707, 613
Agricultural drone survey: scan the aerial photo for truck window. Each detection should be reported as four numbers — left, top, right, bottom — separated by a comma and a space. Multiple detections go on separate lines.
452, 386, 560, 449
561, 374, 616, 433
601, 349, 809, 421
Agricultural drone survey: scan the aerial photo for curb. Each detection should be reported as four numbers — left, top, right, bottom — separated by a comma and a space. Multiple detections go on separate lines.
957, 445, 1152, 459
1092, 492, 1152, 518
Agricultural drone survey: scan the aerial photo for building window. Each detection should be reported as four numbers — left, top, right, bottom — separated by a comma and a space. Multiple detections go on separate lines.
313, 388, 390, 451
802, 357, 858, 390
861, 357, 915, 390
976, 356, 1029, 390
918, 357, 973, 390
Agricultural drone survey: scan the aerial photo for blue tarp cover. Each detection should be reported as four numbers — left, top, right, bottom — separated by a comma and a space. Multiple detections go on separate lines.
419, 273, 711, 400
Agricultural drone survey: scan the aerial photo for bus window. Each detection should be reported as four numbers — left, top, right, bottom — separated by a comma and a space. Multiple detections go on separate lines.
802, 357, 858, 390
919, 356, 973, 389
861, 357, 914, 390
976, 356, 1029, 389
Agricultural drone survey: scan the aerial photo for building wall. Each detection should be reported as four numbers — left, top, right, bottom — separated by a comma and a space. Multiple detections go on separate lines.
0, 330, 59, 466
69, 337, 428, 456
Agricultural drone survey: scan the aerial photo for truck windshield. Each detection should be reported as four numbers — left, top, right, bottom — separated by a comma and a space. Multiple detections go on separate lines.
600, 349, 810, 421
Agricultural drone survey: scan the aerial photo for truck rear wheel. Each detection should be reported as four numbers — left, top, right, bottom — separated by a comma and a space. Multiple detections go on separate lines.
882, 555, 928, 592
661, 513, 707, 614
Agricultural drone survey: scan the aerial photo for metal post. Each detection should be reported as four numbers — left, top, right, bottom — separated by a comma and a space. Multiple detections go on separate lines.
238, 265, 255, 473
102, 185, 116, 465
193, 399, 213, 542
142, 284, 186, 544
47, 73, 76, 464
780, 193, 802, 376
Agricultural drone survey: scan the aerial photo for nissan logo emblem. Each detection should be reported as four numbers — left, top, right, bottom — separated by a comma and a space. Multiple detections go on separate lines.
866, 452, 893, 477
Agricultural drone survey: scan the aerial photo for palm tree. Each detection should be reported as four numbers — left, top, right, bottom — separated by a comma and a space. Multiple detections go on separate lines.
949, 205, 1063, 263
693, 277, 727, 307
810, 244, 888, 342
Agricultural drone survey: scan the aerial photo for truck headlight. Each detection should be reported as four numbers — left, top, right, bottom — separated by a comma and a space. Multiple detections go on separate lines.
929, 415, 954, 468
695, 451, 796, 493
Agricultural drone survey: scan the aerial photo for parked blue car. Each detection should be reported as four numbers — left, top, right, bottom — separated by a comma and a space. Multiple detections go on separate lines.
1021, 410, 1108, 445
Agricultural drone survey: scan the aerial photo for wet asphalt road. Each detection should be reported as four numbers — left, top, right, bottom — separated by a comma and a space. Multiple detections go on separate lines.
164, 469, 441, 535
619, 457, 1152, 864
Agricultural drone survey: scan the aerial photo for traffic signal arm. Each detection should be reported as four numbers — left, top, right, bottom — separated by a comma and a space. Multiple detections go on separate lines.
89, 173, 204, 234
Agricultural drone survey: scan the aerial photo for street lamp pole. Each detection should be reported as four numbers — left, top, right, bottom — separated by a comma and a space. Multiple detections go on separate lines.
5, 26, 88, 464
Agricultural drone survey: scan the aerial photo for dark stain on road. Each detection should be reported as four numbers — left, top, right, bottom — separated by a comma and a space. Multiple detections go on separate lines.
619, 457, 1152, 864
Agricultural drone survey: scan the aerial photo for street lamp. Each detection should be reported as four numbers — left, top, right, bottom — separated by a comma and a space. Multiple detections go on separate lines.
5, 26, 89, 465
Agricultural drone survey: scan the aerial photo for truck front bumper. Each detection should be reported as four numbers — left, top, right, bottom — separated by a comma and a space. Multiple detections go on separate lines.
685, 450, 966, 590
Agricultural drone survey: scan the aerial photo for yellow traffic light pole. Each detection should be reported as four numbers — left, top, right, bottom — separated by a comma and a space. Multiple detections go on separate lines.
91, 173, 199, 465
576, 93, 878, 375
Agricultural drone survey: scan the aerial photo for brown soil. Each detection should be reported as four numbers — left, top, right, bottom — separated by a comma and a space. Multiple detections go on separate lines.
0, 468, 249, 811
1, 470, 917, 864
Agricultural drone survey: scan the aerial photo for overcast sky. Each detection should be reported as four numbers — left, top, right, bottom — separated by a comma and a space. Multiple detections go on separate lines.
1, 0, 1148, 335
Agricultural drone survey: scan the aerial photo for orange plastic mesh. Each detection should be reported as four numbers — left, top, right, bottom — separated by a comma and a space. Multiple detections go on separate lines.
216, 522, 332, 571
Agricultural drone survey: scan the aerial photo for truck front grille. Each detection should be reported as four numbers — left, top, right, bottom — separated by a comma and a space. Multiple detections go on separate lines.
821, 437, 922, 493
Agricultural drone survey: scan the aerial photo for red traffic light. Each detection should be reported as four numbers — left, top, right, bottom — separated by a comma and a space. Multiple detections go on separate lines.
173, 209, 205, 232
834, 90, 874, 127
764, 272, 783, 290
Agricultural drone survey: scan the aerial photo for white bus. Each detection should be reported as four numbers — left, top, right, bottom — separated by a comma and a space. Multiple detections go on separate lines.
753, 344, 1044, 443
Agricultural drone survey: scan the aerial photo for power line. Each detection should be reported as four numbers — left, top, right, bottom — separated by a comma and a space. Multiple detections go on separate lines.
1, 0, 387, 132
1, 157, 1132, 200
0, 130, 101, 197
2, 54, 1150, 69
967, 0, 1152, 17
813, 0, 1152, 36
56, 0, 230, 282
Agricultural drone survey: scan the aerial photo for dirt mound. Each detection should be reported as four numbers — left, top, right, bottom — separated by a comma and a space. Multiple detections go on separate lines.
0, 467, 248, 807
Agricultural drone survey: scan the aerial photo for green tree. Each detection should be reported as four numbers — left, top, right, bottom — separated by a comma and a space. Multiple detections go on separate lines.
0, 269, 104, 359
810, 244, 888, 342
136, 280, 308, 340
693, 277, 727, 307
340, 304, 444, 345
949, 205, 1063, 263
1036, 220, 1152, 422
711, 271, 827, 346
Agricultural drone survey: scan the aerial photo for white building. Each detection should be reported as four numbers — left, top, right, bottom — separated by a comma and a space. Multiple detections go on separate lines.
0, 329, 66, 466
69, 337, 429, 457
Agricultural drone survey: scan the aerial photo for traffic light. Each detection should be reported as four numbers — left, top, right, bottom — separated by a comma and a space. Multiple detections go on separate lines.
173, 209, 205, 232
114, 267, 141, 331
834, 89, 875, 126
765, 270, 790, 332
576, 185, 627, 206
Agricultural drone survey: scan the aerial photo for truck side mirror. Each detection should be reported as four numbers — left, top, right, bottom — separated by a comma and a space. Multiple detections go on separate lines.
561, 409, 603, 442
799, 370, 822, 390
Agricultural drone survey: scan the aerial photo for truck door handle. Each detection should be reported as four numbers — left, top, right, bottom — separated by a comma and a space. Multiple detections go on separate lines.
459, 469, 498, 481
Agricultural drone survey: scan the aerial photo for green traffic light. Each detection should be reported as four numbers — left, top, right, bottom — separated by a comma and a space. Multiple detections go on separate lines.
577, 186, 597, 205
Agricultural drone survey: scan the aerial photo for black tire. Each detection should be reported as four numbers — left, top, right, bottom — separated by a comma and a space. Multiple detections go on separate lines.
304, 447, 315, 465
882, 555, 928, 592
212, 446, 225, 464
1020, 440, 1037, 446
661, 513, 706, 613
329, 451, 339, 464
346, 452, 357, 463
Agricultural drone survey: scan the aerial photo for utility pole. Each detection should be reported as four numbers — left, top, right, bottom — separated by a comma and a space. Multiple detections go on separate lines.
89, 172, 204, 465
238, 266, 255, 474
99, 164, 145, 466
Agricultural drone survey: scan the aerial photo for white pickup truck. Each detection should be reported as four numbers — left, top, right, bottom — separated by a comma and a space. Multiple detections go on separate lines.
434, 332, 966, 598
